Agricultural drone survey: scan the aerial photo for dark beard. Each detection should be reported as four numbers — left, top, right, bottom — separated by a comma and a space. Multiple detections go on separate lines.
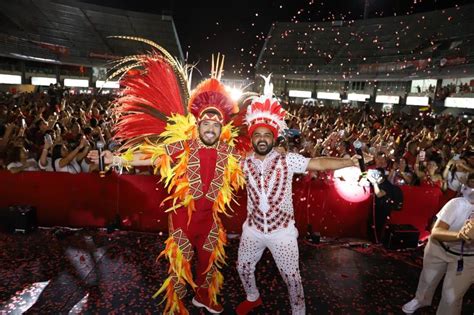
253, 140, 273, 156
199, 133, 218, 146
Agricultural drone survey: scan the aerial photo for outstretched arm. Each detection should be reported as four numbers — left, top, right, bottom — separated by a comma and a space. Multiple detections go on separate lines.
87, 150, 156, 167
306, 155, 360, 171
126, 152, 155, 166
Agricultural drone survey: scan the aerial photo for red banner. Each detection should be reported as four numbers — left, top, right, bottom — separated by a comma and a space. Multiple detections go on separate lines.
0, 172, 443, 240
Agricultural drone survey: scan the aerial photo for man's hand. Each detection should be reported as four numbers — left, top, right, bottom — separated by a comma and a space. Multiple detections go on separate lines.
43, 139, 53, 151
456, 159, 471, 172
78, 137, 88, 149
458, 220, 474, 242
366, 173, 377, 184
87, 149, 114, 165
350, 154, 362, 167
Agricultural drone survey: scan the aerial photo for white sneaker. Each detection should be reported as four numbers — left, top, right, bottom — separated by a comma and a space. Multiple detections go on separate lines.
402, 298, 429, 314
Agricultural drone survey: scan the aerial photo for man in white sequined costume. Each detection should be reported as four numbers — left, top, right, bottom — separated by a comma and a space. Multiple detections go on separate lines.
236, 76, 361, 315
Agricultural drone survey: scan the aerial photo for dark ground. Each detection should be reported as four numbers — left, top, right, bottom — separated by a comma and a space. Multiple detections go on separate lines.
0, 228, 472, 314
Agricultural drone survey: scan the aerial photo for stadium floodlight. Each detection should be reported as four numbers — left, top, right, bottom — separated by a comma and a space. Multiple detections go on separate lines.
317, 92, 341, 100
289, 90, 312, 98
95, 80, 120, 89
31, 77, 57, 86
64, 79, 89, 88
406, 96, 429, 106
445, 97, 474, 109
347, 93, 370, 102
375, 95, 400, 104
0, 74, 21, 84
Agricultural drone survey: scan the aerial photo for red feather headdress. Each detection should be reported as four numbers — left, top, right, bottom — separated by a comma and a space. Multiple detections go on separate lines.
188, 78, 238, 125
245, 74, 287, 139
188, 54, 238, 125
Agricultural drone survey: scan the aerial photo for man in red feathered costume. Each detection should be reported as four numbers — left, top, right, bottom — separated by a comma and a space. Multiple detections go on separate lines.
89, 44, 245, 314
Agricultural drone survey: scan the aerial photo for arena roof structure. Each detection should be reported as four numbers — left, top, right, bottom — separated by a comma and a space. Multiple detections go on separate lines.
0, 0, 183, 67
257, 4, 474, 81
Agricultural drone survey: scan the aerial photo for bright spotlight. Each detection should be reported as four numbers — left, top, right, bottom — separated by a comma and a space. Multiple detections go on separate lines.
333, 166, 371, 203
229, 87, 243, 101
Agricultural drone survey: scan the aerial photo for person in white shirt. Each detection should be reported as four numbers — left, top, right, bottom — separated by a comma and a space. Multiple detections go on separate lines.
443, 153, 473, 200
7, 146, 39, 174
236, 76, 361, 315
402, 173, 474, 314
38, 134, 54, 172
51, 137, 89, 174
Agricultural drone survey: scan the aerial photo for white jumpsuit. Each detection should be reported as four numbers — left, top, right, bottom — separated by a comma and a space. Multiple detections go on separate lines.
237, 150, 309, 315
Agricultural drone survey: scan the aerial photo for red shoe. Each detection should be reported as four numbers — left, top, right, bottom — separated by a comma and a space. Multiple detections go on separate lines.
236, 297, 263, 315
192, 288, 223, 314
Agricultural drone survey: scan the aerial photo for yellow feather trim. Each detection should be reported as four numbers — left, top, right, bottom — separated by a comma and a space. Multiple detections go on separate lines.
123, 113, 245, 226
203, 221, 227, 305
208, 269, 224, 306
161, 113, 197, 143
153, 235, 195, 314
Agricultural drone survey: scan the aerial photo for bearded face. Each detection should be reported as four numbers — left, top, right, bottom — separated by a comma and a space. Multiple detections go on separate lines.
198, 119, 222, 146
251, 126, 274, 156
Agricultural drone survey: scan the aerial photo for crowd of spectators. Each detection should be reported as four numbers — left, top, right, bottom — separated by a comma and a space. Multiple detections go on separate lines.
283, 103, 473, 202
0, 90, 472, 203
435, 82, 473, 100
0, 90, 119, 175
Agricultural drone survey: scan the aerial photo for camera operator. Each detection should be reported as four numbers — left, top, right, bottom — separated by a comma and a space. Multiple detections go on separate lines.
367, 167, 404, 243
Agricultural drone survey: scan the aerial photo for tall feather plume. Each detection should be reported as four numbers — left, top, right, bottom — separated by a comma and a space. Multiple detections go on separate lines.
107, 55, 144, 76
112, 54, 187, 148
211, 53, 225, 81
108, 36, 190, 108
108, 62, 144, 82
259, 73, 274, 98
105, 36, 193, 149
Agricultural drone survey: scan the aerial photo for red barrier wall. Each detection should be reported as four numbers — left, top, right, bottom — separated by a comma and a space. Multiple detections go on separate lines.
0, 171, 443, 239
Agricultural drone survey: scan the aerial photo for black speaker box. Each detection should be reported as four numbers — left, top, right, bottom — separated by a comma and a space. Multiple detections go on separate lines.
3, 205, 38, 234
383, 224, 419, 250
